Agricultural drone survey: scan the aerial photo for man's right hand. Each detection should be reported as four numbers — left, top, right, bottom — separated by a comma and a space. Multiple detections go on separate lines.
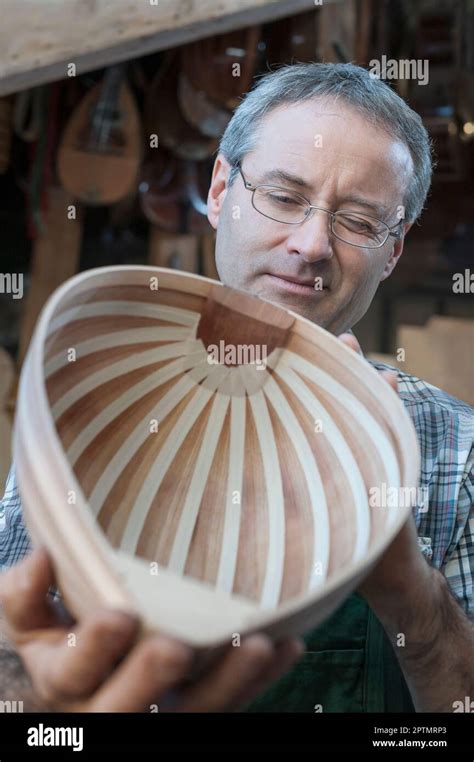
0, 547, 302, 712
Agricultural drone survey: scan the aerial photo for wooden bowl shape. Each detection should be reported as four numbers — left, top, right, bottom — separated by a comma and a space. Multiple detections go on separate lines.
14, 267, 420, 650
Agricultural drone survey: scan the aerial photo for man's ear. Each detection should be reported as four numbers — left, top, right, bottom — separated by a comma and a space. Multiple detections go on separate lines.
207, 154, 232, 230
379, 221, 413, 282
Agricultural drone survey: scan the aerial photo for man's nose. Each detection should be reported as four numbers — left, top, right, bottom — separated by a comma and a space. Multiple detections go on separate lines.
286, 208, 333, 263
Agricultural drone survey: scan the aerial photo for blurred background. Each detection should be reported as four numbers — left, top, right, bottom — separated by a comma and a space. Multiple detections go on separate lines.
0, 0, 473, 487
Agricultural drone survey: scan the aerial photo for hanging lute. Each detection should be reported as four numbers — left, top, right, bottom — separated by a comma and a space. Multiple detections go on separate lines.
57, 64, 141, 205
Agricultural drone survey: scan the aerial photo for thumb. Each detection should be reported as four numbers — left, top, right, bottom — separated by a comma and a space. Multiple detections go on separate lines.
0, 547, 64, 635
338, 332, 363, 356
380, 369, 398, 393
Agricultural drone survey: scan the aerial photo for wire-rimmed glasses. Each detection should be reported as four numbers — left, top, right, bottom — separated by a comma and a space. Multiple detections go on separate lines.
236, 163, 403, 249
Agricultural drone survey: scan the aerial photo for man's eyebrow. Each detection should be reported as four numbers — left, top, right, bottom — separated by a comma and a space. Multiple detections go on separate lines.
260, 169, 390, 219
260, 168, 312, 190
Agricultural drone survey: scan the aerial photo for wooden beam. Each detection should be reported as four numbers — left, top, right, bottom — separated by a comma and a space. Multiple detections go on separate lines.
0, 0, 339, 96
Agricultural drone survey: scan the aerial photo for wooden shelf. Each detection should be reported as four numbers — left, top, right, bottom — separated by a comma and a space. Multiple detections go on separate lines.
0, 0, 339, 96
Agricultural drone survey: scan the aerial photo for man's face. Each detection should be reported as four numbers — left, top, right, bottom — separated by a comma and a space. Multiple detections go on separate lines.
207, 100, 413, 334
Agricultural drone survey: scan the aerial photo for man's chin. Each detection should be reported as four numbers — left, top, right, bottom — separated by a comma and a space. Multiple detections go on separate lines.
250, 285, 326, 323
286, 303, 328, 327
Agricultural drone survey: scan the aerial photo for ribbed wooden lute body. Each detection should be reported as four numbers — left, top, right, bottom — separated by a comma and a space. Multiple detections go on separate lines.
14, 267, 419, 649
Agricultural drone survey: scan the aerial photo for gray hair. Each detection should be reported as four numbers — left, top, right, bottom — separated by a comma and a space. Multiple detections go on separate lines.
219, 62, 433, 223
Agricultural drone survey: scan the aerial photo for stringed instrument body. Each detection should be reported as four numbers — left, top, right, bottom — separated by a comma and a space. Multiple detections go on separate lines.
14, 266, 420, 651
57, 66, 141, 205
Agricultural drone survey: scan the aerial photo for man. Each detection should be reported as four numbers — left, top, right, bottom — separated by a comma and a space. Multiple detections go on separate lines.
1, 62, 473, 712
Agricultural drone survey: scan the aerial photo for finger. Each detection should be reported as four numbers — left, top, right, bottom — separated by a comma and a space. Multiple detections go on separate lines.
177, 635, 274, 712
87, 635, 193, 712
380, 369, 398, 392
0, 547, 63, 635
21, 609, 141, 704
337, 334, 398, 393
338, 332, 363, 355
235, 638, 304, 709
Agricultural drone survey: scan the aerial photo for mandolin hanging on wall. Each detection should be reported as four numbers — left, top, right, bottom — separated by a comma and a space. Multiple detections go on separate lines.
57, 64, 142, 205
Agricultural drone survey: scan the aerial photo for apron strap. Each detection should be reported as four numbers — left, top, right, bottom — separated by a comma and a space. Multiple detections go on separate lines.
364, 606, 386, 711
364, 606, 416, 713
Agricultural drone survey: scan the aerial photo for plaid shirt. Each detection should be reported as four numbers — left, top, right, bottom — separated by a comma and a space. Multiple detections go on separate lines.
1, 363, 473, 619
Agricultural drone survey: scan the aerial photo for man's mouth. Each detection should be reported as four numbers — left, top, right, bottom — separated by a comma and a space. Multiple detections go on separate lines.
264, 273, 329, 296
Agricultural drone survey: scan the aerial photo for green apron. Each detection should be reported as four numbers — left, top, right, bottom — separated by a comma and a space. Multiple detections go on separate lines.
246, 593, 415, 712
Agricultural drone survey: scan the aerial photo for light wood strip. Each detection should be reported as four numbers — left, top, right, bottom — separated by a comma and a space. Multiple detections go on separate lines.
241, 367, 285, 609
48, 300, 200, 335
275, 362, 371, 562
121, 365, 229, 555
88, 359, 211, 515
281, 350, 401, 522
51, 340, 201, 419
45, 326, 194, 376
72, 353, 208, 472
168, 383, 231, 574
44, 316, 177, 363
216, 391, 246, 593
263, 373, 329, 590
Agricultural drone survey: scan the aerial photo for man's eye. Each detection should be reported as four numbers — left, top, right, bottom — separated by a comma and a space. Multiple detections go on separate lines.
268, 193, 300, 207
338, 215, 375, 233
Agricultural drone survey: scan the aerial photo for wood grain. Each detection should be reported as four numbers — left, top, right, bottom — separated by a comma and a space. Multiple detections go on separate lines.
14, 266, 420, 649
0, 0, 325, 96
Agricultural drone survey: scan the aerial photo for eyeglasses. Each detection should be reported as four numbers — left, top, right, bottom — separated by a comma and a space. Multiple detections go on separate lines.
236, 163, 403, 250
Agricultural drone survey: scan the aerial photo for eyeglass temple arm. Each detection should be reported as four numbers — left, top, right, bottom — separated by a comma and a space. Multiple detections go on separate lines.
388, 218, 405, 239
236, 162, 254, 189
